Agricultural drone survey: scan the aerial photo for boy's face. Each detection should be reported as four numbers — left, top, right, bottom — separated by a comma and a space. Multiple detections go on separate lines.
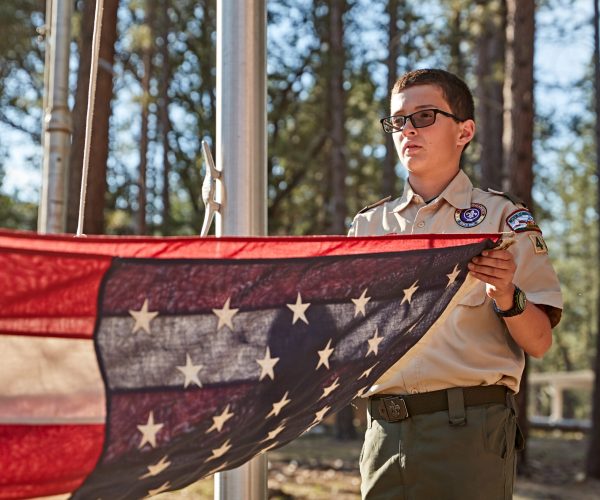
390, 84, 474, 180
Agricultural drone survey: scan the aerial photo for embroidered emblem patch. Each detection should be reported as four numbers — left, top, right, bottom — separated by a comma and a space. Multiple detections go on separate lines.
506, 209, 540, 233
529, 233, 548, 254
455, 203, 487, 228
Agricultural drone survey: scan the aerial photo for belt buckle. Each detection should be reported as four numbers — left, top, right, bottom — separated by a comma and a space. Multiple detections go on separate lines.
380, 396, 409, 422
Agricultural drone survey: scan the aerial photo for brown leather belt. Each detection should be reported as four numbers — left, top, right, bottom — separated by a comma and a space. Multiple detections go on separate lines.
369, 385, 510, 423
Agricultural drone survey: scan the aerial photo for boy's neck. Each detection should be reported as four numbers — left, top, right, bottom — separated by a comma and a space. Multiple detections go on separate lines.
408, 169, 460, 202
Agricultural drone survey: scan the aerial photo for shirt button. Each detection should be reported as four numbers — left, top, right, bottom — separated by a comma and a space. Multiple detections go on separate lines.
417, 221, 425, 228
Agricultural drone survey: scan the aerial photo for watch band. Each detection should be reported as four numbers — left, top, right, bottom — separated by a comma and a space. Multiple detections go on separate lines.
493, 286, 527, 317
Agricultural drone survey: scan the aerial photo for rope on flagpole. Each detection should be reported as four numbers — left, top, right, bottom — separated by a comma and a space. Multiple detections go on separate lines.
200, 140, 224, 237
77, 0, 105, 236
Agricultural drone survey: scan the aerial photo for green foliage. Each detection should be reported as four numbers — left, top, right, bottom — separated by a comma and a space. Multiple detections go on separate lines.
0, 0, 45, 143
535, 120, 598, 373
0, 162, 37, 230
532, 54, 598, 375
0, 193, 37, 230
102, 0, 216, 235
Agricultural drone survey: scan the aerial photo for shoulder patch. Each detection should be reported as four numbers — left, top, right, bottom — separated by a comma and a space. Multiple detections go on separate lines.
486, 188, 527, 208
358, 195, 392, 214
528, 233, 549, 254
506, 209, 541, 233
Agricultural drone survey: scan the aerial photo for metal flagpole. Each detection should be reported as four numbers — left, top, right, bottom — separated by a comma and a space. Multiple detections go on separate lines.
39, 0, 53, 201
214, 0, 268, 498
38, 0, 72, 234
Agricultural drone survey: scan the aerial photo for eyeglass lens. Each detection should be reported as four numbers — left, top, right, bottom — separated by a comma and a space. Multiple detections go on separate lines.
387, 110, 437, 131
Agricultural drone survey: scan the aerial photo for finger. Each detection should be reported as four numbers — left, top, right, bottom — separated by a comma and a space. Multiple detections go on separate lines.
481, 249, 513, 261
468, 272, 511, 293
471, 256, 514, 270
468, 262, 512, 278
468, 270, 503, 287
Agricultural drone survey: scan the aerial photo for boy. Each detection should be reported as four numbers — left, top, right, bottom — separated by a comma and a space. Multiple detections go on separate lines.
349, 69, 562, 499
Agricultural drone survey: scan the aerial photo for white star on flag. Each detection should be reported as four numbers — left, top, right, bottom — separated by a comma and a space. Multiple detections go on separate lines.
446, 264, 461, 287
408, 321, 419, 333
206, 462, 229, 477
260, 442, 280, 454
286, 292, 311, 324
129, 299, 159, 334
358, 362, 379, 380
137, 411, 164, 449
356, 386, 369, 398
256, 347, 279, 381
401, 280, 419, 305
319, 377, 340, 400
146, 481, 170, 497
267, 391, 291, 418
316, 338, 335, 370
139, 455, 171, 479
206, 404, 235, 433
207, 439, 232, 461
176, 353, 203, 388
212, 297, 239, 331
366, 327, 383, 357
262, 423, 286, 442
351, 288, 371, 317
311, 405, 331, 426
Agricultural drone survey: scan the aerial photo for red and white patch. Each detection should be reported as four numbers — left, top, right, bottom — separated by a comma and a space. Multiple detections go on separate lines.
506, 209, 540, 233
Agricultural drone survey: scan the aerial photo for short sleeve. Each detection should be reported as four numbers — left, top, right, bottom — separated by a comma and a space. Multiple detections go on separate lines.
510, 229, 563, 328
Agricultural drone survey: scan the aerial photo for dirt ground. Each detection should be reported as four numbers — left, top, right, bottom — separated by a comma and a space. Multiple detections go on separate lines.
162, 429, 600, 499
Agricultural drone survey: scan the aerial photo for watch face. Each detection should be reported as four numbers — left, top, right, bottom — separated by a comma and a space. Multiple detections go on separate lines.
515, 288, 527, 311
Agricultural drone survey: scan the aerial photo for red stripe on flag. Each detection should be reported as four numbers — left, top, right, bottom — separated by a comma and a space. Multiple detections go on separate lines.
0, 250, 112, 339
0, 229, 500, 260
0, 424, 105, 499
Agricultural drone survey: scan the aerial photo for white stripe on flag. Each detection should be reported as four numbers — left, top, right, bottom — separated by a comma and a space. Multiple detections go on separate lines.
0, 334, 105, 424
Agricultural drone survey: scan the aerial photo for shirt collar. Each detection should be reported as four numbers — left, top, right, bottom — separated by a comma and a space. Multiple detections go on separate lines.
390, 181, 417, 213
439, 170, 473, 209
392, 170, 473, 213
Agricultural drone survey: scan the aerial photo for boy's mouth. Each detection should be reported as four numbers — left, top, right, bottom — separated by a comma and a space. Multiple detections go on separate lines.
403, 143, 422, 155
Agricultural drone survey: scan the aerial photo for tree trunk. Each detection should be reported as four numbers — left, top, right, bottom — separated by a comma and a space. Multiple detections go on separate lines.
504, 0, 534, 207
476, 0, 506, 190
382, 0, 399, 197
137, 2, 155, 235
503, 0, 535, 473
158, 0, 172, 234
67, 0, 119, 234
586, 0, 600, 479
448, 7, 465, 78
327, 0, 348, 235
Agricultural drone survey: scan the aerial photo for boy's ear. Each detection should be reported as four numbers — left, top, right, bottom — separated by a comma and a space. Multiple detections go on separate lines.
458, 119, 475, 146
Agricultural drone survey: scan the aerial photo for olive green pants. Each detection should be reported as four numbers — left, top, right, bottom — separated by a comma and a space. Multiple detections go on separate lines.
360, 403, 521, 500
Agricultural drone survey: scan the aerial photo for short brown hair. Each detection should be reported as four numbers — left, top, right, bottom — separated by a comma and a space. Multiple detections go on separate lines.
392, 69, 474, 122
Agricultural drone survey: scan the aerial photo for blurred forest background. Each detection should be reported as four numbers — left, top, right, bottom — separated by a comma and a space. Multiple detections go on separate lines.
2, 0, 600, 487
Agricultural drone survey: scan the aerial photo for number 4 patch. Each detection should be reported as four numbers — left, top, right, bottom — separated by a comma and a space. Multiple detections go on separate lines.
529, 233, 548, 254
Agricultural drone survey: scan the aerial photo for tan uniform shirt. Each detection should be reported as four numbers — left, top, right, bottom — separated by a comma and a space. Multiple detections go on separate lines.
348, 170, 563, 395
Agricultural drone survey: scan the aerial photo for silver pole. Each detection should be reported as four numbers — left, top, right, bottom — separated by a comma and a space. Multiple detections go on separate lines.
40, 0, 53, 187
214, 0, 268, 498
215, 0, 267, 237
38, 0, 72, 234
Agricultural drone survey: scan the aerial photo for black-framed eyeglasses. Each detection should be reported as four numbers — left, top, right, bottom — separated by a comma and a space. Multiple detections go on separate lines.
380, 108, 464, 134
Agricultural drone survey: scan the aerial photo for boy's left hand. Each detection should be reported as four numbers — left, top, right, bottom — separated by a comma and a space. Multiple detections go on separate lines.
468, 249, 516, 308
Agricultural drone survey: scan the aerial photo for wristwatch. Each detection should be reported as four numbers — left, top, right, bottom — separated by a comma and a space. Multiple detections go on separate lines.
493, 286, 527, 317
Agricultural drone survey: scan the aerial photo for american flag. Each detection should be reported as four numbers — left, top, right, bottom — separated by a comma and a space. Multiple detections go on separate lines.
0, 229, 498, 499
